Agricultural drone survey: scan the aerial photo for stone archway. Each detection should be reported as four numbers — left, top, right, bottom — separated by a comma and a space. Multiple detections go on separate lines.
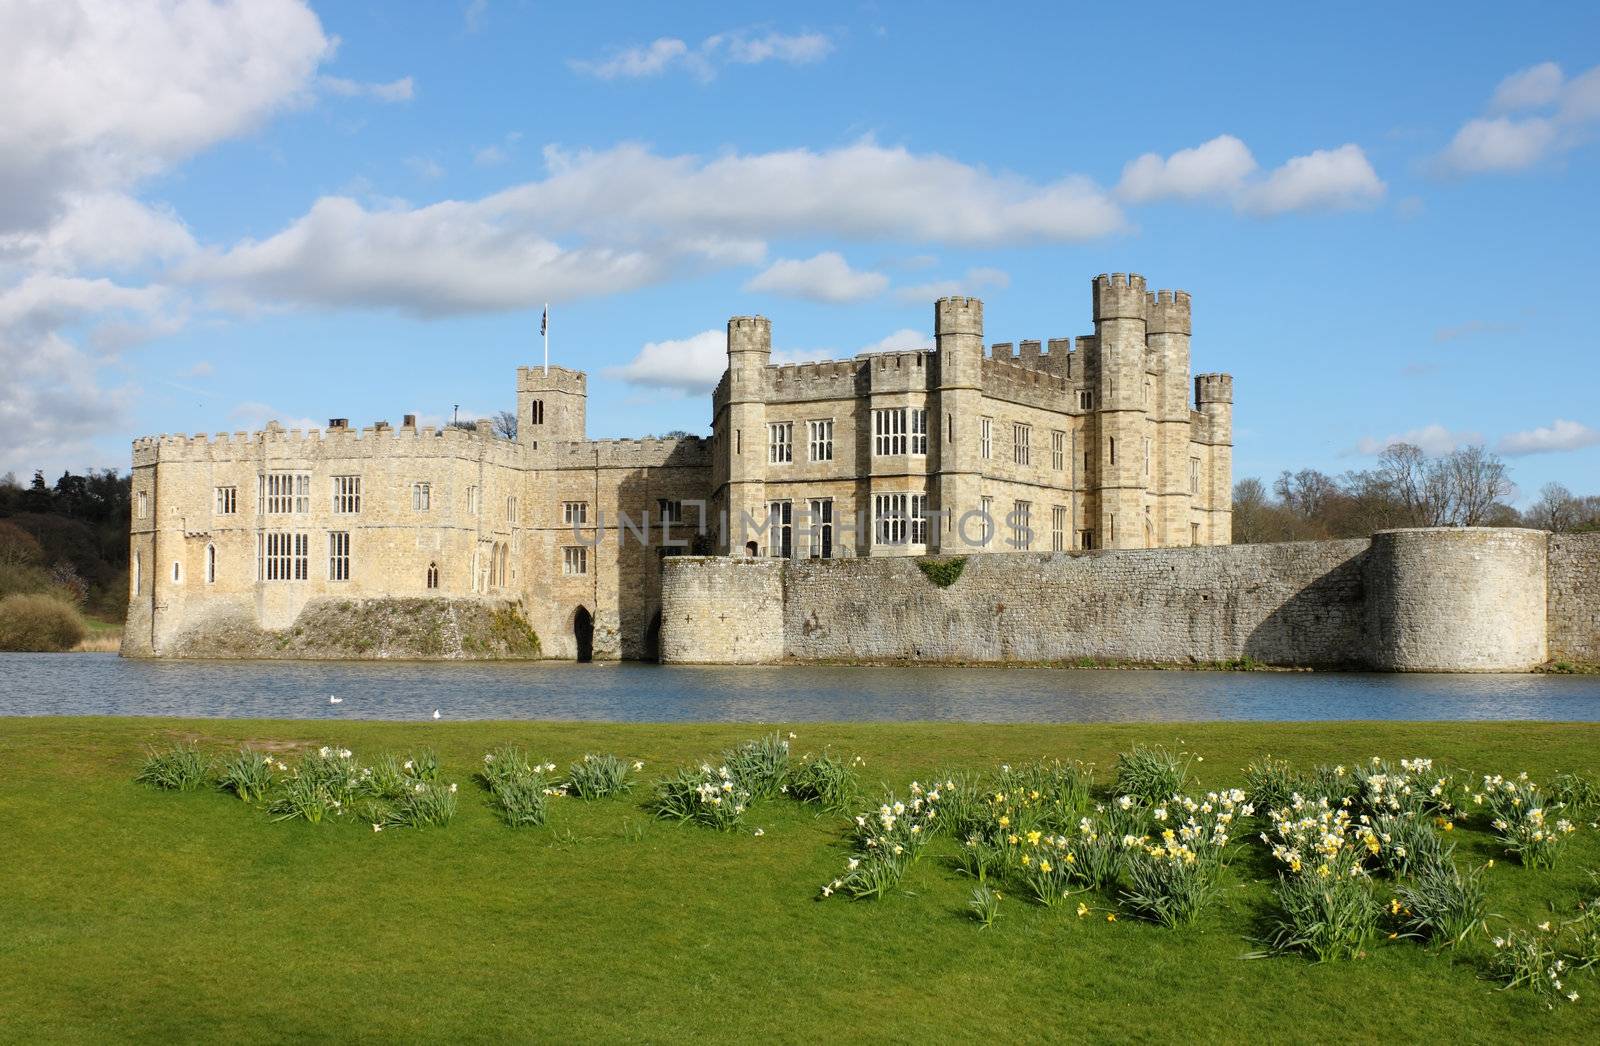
573, 605, 594, 663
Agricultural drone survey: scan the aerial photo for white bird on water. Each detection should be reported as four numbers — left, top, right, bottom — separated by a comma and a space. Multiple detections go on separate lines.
329, 695, 343, 705
432, 709, 441, 720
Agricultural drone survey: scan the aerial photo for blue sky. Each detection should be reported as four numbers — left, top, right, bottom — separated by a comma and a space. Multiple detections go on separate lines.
3, 1, 1598, 502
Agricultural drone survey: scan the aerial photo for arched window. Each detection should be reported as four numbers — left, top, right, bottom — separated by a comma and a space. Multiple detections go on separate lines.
427, 562, 439, 589
206, 544, 216, 584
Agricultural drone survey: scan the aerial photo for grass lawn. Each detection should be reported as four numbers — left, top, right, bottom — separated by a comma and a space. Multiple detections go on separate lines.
3, 718, 1599, 1043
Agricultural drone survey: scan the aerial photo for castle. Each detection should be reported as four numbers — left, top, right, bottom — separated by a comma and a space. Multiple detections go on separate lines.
124, 273, 1233, 661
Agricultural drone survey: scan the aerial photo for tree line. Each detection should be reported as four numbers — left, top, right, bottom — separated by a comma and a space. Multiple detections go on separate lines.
1233, 442, 1599, 544
0, 469, 131, 621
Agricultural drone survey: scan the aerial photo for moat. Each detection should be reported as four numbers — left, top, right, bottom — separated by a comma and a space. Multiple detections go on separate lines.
4, 653, 1600, 722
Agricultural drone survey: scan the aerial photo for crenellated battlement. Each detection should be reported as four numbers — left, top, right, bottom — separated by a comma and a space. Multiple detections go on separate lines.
1145, 289, 1192, 335
728, 315, 772, 357
131, 419, 530, 468
516, 364, 587, 392
1195, 372, 1233, 404
1092, 272, 1148, 322
934, 295, 984, 336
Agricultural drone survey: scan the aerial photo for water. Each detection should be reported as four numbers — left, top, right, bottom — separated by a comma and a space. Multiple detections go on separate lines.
3, 653, 1600, 722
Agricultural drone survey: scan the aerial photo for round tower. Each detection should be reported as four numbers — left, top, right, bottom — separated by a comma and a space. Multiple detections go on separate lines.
1146, 288, 1192, 546
723, 316, 770, 554
1194, 373, 1233, 543
1090, 273, 1149, 548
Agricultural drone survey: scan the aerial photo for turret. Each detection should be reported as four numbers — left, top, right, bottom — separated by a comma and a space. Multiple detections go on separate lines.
934, 297, 984, 551
516, 365, 587, 448
1195, 373, 1233, 444
722, 316, 771, 553
1145, 288, 1193, 546
1089, 274, 1149, 548
1195, 373, 1234, 543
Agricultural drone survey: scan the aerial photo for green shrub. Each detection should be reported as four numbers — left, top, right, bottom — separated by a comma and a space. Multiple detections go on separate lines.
1114, 745, 1189, 803
915, 556, 966, 588
824, 849, 912, 900
1263, 870, 1380, 962
1549, 771, 1600, 813
721, 733, 790, 798
1123, 842, 1219, 927
968, 885, 1001, 928
381, 781, 458, 829
995, 759, 1093, 827
564, 754, 636, 799
0, 592, 87, 651
650, 765, 749, 831
1392, 858, 1489, 948
400, 749, 439, 783
1370, 811, 1449, 877
787, 751, 859, 812
1243, 756, 1302, 810
1490, 925, 1577, 1004
362, 754, 414, 800
270, 774, 339, 824
216, 749, 275, 803
135, 743, 209, 791
489, 775, 550, 828
1480, 773, 1576, 868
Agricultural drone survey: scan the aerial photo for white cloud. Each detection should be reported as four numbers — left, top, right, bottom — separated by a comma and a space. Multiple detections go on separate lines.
894, 266, 1009, 304
184, 141, 1122, 316
464, 0, 489, 34
0, 0, 331, 234
181, 360, 215, 379
1, 192, 196, 273
1489, 62, 1564, 113
1238, 144, 1386, 215
1438, 62, 1600, 174
744, 252, 887, 303
572, 30, 832, 82
1497, 419, 1600, 456
1353, 424, 1481, 457
1116, 135, 1258, 203
405, 155, 445, 180
606, 329, 727, 395
1439, 117, 1558, 173
319, 76, 414, 102
858, 328, 930, 354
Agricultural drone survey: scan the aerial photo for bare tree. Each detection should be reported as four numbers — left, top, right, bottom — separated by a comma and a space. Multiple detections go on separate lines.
1444, 445, 1513, 525
492, 410, 518, 440
1526, 482, 1577, 532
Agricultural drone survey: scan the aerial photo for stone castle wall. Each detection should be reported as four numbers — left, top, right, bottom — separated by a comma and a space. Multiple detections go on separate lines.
662, 528, 1583, 672
1549, 532, 1600, 663
658, 557, 783, 664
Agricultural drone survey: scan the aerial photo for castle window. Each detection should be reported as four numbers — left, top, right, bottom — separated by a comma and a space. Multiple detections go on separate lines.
872, 408, 906, 456
735, 430, 741, 455
332, 475, 361, 514
426, 562, 439, 589
1143, 438, 1152, 480
1051, 431, 1065, 472
808, 419, 834, 462
980, 418, 992, 460
261, 472, 310, 514
1143, 379, 1151, 407
562, 501, 588, 526
214, 486, 237, 514
1190, 457, 1201, 494
257, 531, 308, 581
328, 531, 350, 581
135, 491, 148, 518
1192, 522, 1201, 546
1052, 506, 1067, 552
873, 492, 927, 547
807, 498, 834, 559
980, 495, 994, 546
562, 546, 588, 576
768, 421, 793, 464
172, 560, 182, 583
467, 485, 480, 516
1108, 438, 1117, 466
206, 544, 216, 584
910, 409, 927, 455
507, 496, 518, 523
766, 500, 792, 558
1013, 423, 1031, 466
1010, 500, 1031, 550
657, 499, 684, 524
531, 400, 545, 425
1079, 529, 1095, 550
412, 482, 432, 511
1078, 390, 1093, 411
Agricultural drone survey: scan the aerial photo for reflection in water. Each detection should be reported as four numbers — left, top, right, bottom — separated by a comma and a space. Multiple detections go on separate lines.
3, 653, 1600, 722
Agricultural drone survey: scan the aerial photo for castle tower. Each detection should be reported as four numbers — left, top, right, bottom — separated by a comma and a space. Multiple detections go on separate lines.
933, 296, 983, 551
1195, 373, 1233, 544
723, 316, 771, 553
516, 366, 587, 448
1145, 289, 1192, 546
1090, 273, 1150, 548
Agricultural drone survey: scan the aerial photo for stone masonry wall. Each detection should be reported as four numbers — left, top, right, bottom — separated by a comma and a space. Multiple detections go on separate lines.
777, 541, 1371, 667
659, 557, 783, 664
1549, 532, 1600, 663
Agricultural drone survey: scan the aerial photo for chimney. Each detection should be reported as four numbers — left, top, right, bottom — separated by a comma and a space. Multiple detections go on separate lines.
402, 414, 417, 428
328, 418, 349, 430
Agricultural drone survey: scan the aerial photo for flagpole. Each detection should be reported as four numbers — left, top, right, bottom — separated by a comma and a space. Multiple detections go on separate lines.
542, 302, 549, 376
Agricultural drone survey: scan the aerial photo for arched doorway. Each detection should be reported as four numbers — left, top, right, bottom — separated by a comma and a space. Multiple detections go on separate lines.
573, 606, 594, 663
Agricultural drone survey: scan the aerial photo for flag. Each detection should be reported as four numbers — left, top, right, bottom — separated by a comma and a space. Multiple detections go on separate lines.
540, 306, 547, 336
